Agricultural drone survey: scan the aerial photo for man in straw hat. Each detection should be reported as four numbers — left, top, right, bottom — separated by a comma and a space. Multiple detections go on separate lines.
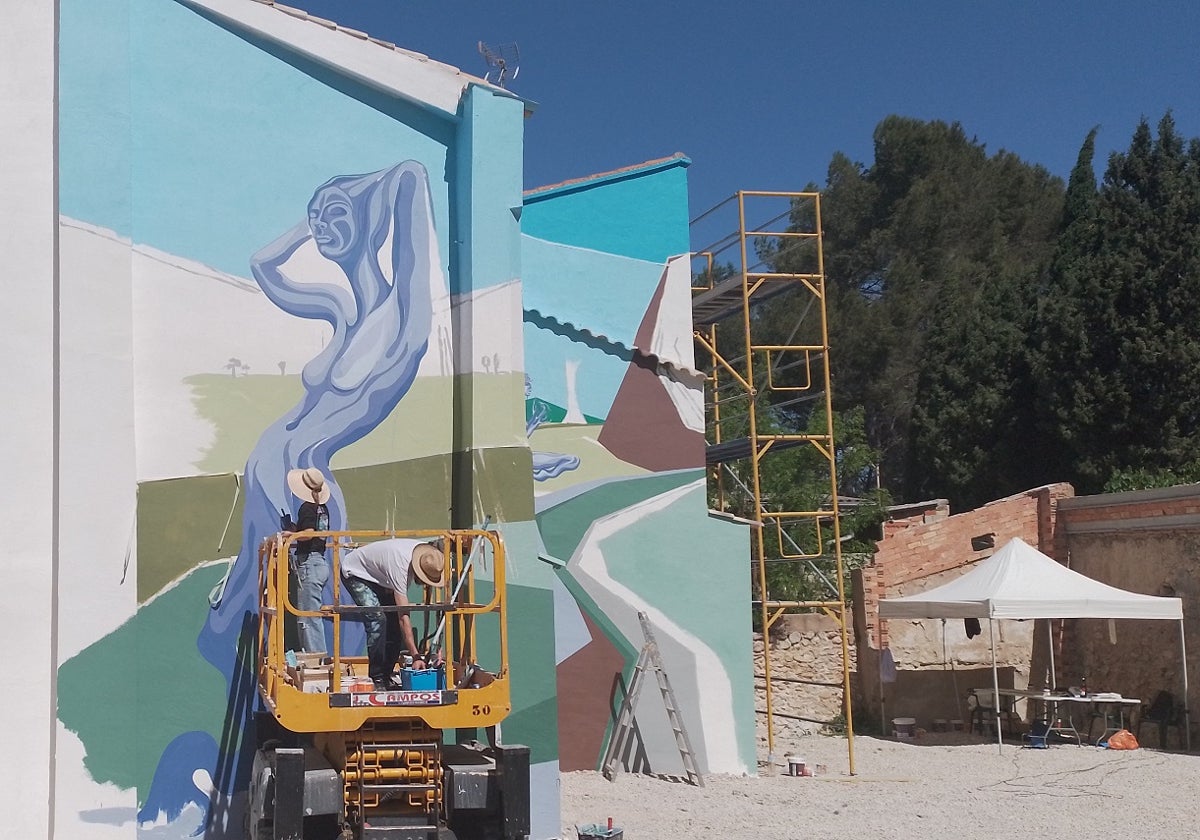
339, 538, 447, 689
282, 467, 334, 653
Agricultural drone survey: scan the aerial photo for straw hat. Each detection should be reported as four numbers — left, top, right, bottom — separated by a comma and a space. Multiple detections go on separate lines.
411, 543, 446, 588
286, 467, 331, 504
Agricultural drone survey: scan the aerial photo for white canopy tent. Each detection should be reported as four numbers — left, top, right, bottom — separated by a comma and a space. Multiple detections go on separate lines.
878, 537, 1189, 750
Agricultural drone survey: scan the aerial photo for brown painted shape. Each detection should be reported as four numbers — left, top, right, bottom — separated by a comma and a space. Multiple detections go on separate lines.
597, 266, 704, 470
556, 610, 628, 771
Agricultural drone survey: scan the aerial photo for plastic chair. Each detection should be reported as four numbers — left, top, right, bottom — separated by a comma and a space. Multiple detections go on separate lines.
1135, 691, 1183, 749
968, 690, 1019, 737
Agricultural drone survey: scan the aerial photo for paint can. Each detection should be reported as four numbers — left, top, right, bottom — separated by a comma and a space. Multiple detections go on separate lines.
786, 755, 806, 777
893, 717, 917, 738
950, 719, 965, 732
932, 718, 948, 733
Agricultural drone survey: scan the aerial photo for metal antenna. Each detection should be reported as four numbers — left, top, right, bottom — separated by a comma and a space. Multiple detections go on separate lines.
477, 40, 520, 87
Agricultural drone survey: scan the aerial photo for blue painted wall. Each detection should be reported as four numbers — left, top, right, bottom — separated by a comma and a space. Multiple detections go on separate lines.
521, 156, 692, 263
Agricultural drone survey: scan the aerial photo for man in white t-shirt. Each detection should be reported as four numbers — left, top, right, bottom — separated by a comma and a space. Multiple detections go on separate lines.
339, 538, 446, 688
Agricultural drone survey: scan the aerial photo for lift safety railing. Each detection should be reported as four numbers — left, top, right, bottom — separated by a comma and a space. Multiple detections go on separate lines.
256, 528, 510, 731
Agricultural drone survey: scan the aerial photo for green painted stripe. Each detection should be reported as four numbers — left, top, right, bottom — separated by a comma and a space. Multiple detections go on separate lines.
535, 470, 702, 562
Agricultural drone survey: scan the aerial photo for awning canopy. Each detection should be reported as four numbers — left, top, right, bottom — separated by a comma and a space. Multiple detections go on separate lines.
878, 537, 1183, 621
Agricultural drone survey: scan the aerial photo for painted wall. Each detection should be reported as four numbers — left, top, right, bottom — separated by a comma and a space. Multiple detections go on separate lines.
521, 158, 757, 776
30, 4, 756, 839
53, 1, 556, 838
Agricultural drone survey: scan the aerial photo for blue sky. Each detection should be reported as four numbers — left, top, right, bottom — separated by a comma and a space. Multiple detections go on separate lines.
290, 1, 1199, 224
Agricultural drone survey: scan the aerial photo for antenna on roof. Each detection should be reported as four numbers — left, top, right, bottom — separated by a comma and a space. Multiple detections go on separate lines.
477, 40, 520, 87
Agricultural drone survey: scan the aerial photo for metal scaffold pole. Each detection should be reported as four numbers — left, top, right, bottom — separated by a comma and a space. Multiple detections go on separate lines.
692, 190, 856, 776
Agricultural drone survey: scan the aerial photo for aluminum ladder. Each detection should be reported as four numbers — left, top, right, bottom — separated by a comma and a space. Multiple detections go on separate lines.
600, 612, 704, 786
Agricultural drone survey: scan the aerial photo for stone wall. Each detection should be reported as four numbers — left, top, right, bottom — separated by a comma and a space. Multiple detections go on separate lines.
1057, 486, 1200, 748
754, 613, 856, 731
761, 482, 1200, 747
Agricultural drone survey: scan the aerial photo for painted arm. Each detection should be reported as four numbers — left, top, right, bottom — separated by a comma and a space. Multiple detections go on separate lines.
250, 220, 353, 326
330, 165, 435, 392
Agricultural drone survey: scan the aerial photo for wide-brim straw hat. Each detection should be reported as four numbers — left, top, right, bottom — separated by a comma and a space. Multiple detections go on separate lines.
411, 543, 446, 588
286, 467, 331, 504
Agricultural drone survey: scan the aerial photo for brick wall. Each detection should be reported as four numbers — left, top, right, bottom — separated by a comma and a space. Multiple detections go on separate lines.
863, 484, 1074, 649
849, 483, 1073, 730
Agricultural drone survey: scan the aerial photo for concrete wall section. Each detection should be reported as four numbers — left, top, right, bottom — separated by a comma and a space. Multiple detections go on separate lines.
2, 4, 57, 838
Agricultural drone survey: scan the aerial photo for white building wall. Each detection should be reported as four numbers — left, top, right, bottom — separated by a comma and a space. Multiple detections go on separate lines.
1, 2, 58, 838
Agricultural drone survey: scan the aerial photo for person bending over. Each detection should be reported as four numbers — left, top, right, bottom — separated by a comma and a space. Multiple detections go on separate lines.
339, 538, 446, 688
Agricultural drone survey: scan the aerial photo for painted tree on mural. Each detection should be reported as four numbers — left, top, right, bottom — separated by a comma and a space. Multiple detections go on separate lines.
141, 161, 442, 830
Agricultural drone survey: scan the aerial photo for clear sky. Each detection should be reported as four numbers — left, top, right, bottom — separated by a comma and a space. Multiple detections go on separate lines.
288, 1, 1199, 222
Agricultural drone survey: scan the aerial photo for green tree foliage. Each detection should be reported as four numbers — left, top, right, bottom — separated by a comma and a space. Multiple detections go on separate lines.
713, 395, 889, 604
1032, 114, 1200, 493
765, 117, 1063, 508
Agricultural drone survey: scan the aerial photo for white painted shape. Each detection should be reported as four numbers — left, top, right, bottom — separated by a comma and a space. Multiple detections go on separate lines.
572, 478, 748, 774
58, 220, 140, 661
123, 222, 330, 481
562, 359, 585, 424
136, 802, 206, 839
53, 725, 136, 839
2, 4, 55, 836
648, 255, 699, 371
450, 278, 524, 375
528, 760, 561, 840
551, 574, 591, 665
178, 0, 494, 119
649, 255, 705, 433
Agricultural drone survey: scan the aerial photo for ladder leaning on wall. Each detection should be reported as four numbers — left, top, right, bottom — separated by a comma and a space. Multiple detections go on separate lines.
600, 612, 704, 787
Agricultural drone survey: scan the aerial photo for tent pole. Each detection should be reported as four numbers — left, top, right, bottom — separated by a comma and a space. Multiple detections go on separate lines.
1180, 619, 1191, 751
990, 618, 1002, 752
1047, 619, 1056, 691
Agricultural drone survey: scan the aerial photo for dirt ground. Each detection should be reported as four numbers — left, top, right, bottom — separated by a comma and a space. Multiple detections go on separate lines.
560, 716, 1200, 839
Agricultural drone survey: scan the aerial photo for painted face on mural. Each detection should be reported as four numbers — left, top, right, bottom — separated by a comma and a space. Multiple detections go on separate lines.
307, 186, 358, 259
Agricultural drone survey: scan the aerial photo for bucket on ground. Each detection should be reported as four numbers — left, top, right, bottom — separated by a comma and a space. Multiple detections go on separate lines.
893, 717, 917, 738
786, 755, 806, 776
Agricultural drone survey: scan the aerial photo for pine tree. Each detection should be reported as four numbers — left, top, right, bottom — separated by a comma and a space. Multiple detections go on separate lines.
1033, 114, 1200, 491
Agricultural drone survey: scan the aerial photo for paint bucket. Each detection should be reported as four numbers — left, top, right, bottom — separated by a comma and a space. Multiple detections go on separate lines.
786, 755, 806, 777
893, 717, 917, 738
950, 719, 965, 732
345, 676, 372, 693
932, 718, 948, 733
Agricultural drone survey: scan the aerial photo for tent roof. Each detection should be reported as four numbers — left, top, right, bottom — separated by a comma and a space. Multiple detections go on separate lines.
877, 537, 1183, 620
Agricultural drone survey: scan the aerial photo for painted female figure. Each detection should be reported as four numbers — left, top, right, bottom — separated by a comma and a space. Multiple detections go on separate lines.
141, 161, 442, 832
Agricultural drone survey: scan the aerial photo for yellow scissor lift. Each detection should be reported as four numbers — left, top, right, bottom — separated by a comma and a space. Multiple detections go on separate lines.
691, 190, 856, 775
250, 528, 529, 840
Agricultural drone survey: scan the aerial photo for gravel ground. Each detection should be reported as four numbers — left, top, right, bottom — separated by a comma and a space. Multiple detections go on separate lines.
560, 717, 1200, 839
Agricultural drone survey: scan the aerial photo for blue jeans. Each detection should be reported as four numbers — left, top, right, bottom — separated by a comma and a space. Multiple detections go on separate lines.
295, 551, 330, 653
342, 576, 402, 685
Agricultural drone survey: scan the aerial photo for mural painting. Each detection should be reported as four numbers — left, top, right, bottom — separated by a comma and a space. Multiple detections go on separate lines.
44, 4, 754, 839
520, 160, 756, 777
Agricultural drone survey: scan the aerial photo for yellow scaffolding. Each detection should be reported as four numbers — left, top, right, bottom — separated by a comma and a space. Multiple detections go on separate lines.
691, 190, 856, 774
